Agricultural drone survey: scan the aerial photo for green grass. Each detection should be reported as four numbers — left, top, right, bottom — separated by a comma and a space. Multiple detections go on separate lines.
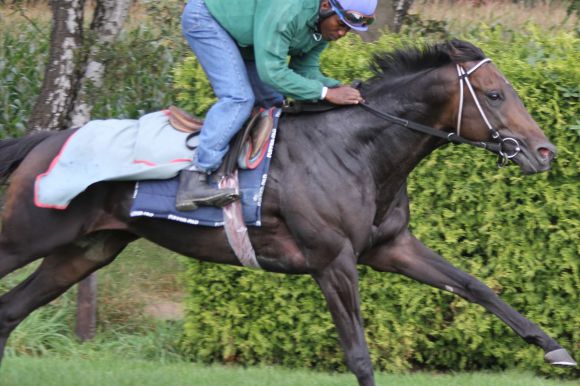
1, 356, 577, 386
1, 240, 187, 362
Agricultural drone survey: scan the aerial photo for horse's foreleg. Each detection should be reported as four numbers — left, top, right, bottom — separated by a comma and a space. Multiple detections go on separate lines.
360, 230, 577, 367
313, 243, 375, 386
0, 231, 135, 363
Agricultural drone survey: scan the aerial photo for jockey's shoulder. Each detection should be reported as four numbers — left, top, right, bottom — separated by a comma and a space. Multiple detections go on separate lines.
205, 0, 321, 46
206, 0, 320, 20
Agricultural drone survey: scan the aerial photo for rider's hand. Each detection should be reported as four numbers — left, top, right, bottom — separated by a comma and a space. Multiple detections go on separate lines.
324, 86, 364, 105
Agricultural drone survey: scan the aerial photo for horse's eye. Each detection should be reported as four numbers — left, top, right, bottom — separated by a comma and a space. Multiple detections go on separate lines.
486, 91, 502, 101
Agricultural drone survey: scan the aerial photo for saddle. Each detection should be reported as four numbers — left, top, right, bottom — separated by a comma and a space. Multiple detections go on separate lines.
167, 106, 275, 177
167, 98, 344, 177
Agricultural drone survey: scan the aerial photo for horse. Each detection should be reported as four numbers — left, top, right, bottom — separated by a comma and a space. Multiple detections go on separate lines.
0, 39, 576, 386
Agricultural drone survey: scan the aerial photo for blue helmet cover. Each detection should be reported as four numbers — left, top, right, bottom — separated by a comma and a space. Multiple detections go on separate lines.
331, 0, 378, 31
336, 0, 377, 15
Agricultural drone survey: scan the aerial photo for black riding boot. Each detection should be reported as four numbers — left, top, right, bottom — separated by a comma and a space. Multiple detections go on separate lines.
175, 170, 239, 211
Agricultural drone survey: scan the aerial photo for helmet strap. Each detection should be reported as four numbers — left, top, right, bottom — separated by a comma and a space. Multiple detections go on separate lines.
319, 8, 335, 20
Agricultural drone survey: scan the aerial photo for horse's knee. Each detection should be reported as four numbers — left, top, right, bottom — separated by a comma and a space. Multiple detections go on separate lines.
0, 300, 22, 336
464, 277, 495, 303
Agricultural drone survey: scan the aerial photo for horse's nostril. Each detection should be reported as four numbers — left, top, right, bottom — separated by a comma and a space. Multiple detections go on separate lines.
538, 147, 554, 161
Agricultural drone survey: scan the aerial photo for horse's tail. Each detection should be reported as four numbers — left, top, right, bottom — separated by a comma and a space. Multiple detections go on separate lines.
0, 132, 53, 182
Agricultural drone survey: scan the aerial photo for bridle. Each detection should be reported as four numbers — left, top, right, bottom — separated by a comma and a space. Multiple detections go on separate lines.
455, 58, 521, 165
360, 58, 522, 167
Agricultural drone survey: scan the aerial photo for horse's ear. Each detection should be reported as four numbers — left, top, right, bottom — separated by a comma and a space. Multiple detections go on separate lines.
445, 39, 461, 60
445, 39, 486, 64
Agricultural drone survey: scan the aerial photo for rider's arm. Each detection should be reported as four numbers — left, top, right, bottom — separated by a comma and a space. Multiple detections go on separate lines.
289, 42, 341, 89
253, 3, 330, 101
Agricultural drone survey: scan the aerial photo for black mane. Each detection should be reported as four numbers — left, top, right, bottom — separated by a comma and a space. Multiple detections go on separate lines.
370, 39, 486, 80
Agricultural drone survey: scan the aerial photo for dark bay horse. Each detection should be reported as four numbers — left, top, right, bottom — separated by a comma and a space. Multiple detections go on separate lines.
0, 40, 576, 385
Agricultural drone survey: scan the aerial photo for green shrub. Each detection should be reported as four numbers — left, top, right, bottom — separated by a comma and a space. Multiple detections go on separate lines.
0, 22, 48, 137
178, 27, 579, 376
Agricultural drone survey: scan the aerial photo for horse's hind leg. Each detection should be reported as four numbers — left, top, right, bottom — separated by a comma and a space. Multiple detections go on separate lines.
0, 237, 53, 280
360, 230, 577, 367
0, 210, 77, 280
0, 231, 136, 363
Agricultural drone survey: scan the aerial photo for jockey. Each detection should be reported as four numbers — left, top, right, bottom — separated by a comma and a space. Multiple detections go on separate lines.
176, 0, 377, 211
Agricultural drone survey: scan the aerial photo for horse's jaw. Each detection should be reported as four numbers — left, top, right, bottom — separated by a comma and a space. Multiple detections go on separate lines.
514, 153, 552, 175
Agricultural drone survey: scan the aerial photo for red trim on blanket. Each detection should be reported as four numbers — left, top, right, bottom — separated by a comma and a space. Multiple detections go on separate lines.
133, 160, 157, 166
34, 131, 80, 210
170, 158, 193, 163
133, 158, 192, 166
34, 130, 193, 210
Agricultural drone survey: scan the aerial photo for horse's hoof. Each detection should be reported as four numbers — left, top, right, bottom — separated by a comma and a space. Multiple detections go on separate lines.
544, 348, 577, 366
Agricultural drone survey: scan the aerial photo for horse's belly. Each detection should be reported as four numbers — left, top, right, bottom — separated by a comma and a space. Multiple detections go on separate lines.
130, 217, 308, 274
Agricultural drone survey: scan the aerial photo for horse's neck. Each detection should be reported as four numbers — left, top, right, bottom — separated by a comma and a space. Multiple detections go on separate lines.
357, 79, 449, 208
275, 72, 448, 218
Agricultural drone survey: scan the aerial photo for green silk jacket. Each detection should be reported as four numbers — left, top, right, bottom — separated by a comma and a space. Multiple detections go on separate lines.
204, 0, 340, 100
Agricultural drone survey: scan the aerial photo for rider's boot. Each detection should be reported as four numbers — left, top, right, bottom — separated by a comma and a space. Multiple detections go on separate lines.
175, 170, 239, 211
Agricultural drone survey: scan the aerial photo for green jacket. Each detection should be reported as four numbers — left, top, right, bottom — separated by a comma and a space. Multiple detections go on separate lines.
204, 0, 340, 100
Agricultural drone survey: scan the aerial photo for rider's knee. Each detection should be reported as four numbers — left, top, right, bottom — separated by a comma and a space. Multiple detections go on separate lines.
243, 93, 256, 111
225, 92, 255, 117
227, 88, 255, 105
243, 92, 256, 108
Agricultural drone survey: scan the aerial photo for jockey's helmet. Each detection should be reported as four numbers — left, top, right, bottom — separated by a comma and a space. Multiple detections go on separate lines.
327, 0, 377, 31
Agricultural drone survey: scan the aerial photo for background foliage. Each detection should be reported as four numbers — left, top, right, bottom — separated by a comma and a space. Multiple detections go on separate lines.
0, 2, 186, 138
176, 28, 579, 376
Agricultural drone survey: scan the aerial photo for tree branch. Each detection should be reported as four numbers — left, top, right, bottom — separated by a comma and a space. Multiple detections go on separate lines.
69, 0, 131, 128
27, 0, 85, 132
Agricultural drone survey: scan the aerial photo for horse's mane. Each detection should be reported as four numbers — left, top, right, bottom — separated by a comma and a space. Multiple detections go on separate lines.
369, 39, 486, 81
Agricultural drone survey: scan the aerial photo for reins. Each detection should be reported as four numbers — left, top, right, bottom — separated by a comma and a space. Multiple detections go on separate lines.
359, 58, 522, 167
359, 102, 503, 152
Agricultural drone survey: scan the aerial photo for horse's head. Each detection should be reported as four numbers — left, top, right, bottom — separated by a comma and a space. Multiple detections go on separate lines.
441, 39, 556, 174
367, 40, 555, 174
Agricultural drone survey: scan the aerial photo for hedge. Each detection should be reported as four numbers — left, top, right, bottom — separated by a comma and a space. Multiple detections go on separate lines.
177, 27, 579, 376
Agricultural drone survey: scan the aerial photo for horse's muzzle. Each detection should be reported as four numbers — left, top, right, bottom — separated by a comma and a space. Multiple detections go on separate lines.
514, 139, 557, 174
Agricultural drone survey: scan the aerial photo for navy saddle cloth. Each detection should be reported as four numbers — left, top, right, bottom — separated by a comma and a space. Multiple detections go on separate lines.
130, 109, 280, 227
